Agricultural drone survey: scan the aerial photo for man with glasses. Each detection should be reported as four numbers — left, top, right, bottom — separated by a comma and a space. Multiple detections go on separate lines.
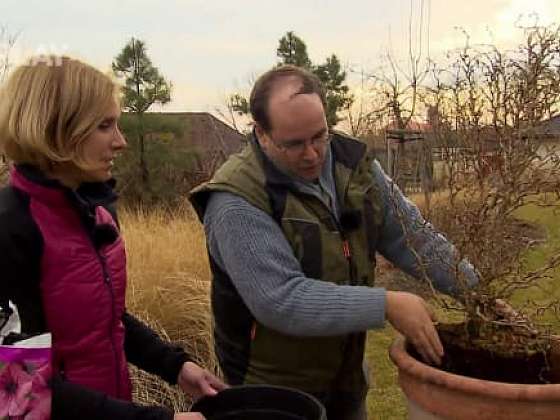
190, 65, 478, 419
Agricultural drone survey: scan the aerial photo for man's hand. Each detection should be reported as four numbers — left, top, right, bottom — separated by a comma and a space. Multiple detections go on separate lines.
177, 361, 228, 401
386, 291, 443, 365
174, 413, 205, 420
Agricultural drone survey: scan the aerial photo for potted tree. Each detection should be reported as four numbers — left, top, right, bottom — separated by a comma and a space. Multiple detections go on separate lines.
387, 23, 560, 419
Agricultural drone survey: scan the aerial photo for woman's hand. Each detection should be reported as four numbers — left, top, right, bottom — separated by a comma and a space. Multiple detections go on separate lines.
177, 361, 228, 401
174, 413, 206, 420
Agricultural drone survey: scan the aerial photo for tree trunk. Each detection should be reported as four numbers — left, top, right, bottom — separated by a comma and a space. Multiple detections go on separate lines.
136, 111, 150, 195
139, 133, 150, 191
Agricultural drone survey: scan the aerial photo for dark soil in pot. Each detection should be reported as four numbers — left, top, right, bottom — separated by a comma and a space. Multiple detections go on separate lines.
407, 321, 560, 384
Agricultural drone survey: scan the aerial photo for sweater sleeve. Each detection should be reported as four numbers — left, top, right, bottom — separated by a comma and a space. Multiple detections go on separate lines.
204, 191, 387, 337
122, 312, 189, 385
52, 375, 174, 420
372, 160, 479, 295
0, 188, 45, 337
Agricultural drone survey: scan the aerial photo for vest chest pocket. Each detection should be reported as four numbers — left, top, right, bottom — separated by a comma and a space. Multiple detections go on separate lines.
363, 195, 380, 263
281, 218, 323, 280
347, 182, 382, 264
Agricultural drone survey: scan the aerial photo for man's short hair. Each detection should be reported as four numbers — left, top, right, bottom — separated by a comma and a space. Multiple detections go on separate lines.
249, 65, 326, 132
0, 56, 118, 172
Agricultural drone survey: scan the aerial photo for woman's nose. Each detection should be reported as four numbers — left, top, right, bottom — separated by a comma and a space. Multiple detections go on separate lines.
114, 127, 127, 149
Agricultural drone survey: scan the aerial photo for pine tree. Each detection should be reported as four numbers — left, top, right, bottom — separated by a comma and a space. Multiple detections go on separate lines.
229, 32, 353, 128
276, 31, 313, 69
112, 38, 171, 190
314, 54, 353, 127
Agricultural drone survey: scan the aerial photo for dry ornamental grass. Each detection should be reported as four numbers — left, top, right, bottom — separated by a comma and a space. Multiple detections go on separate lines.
119, 204, 219, 410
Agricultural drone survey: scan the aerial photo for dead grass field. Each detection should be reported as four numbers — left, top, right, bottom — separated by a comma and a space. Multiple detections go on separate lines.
120, 205, 217, 410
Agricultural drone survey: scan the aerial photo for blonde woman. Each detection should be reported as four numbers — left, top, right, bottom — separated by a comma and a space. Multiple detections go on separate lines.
0, 56, 225, 419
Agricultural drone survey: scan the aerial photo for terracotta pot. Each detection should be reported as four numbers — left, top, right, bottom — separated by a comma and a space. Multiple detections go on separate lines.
389, 337, 560, 420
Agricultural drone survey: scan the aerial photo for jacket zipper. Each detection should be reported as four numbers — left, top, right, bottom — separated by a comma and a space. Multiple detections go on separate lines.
96, 251, 121, 398
336, 184, 375, 286
325, 198, 357, 285
339, 231, 357, 285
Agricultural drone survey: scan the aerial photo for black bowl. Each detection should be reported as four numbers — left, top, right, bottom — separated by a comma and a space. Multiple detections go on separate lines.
190, 384, 327, 420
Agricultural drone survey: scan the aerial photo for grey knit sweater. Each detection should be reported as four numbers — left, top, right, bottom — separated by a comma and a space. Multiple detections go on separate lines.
203, 152, 477, 337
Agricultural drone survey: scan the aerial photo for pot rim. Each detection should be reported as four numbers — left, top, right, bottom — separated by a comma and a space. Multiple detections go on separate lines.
389, 336, 560, 401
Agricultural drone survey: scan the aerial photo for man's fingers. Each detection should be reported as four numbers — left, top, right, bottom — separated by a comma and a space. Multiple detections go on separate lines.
386, 291, 445, 366
418, 302, 443, 364
418, 341, 442, 366
426, 324, 444, 359
425, 331, 443, 365
412, 324, 443, 366
426, 304, 437, 322
413, 338, 437, 366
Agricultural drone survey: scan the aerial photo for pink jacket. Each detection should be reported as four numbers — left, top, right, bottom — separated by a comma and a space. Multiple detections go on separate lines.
11, 168, 132, 400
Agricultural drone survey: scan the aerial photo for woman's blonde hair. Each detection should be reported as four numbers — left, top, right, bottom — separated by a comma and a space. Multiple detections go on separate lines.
0, 55, 118, 171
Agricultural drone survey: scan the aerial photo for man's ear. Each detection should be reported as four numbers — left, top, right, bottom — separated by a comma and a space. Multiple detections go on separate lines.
255, 124, 265, 141
255, 125, 269, 150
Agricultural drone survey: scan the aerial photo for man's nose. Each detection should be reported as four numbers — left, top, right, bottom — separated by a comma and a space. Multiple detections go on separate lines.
301, 142, 319, 160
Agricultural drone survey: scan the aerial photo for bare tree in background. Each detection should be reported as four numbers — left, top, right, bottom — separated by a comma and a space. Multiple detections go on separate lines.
364, 0, 432, 129
390, 23, 560, 363
214, 71, 259, 135
0, 26, 19, 184
217, 93, 249, 134
358, 0, 434, 200
345, 68, 390, 138
0, 26, 18, 83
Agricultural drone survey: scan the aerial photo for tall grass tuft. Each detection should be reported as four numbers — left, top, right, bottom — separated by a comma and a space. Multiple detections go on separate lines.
119, 204, 218, 410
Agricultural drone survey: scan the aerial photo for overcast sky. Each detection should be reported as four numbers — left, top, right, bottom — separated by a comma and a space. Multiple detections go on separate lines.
1, 0, 558, 112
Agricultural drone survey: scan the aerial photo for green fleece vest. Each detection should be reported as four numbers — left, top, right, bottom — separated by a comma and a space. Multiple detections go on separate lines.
190, 133, 384, 393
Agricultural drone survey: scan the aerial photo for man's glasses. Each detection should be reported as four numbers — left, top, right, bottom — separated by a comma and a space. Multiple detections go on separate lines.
269, 131, 331, 157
